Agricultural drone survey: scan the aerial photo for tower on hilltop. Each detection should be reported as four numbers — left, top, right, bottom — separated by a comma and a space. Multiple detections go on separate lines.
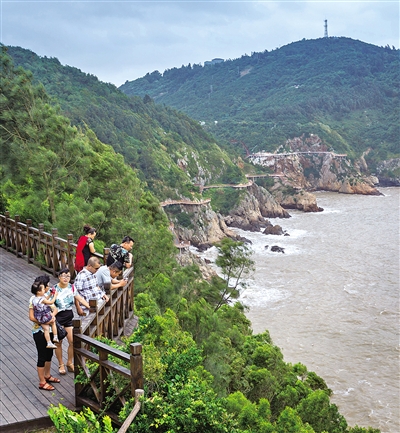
324, 19, 328, 38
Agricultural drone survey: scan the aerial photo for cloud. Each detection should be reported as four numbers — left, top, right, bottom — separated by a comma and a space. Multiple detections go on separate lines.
1, 1, 398, 86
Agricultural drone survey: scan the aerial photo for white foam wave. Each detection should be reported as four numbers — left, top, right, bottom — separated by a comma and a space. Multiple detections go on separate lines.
239, 285, 289, 307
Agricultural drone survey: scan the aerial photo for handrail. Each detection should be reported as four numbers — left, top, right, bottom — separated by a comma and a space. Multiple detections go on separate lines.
117, 389, 144, 433
72, 328, 143, 425
0, 211, 109, 278
0, 212, 142, 426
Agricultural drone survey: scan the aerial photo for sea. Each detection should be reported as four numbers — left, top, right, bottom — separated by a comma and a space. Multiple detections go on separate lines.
193, 187, 399, 432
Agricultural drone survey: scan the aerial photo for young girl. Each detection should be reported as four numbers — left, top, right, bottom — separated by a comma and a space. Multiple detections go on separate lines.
31, 281, 59, 349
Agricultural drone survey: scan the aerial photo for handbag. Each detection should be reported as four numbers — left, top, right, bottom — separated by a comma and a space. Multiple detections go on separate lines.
56, 320, 67, 341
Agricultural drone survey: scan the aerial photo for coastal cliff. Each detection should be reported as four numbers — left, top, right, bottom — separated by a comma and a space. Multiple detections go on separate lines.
376, 158, 400, 186
250, 135, 382, 198
224, 184, 290, 231
165, 183, 289, 245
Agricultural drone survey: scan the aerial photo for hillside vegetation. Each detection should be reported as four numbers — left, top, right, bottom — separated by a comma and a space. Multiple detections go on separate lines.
120, 37, 399, 168
6, 45, 243, 200
0, 48, 381, 433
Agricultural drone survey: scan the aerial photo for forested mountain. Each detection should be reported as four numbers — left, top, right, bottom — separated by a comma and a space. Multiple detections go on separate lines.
0, 46, 383, 433
6, 45, 243, 200
120, 37, 399, 168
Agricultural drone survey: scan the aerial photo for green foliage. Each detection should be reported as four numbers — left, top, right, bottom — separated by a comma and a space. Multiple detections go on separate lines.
121, 38, 399, 162
275, 407, 315, 433
48, 404, 114, 433
204, 188, 244, 215
214, 238, 255, 310
176, 210, 193, 228
296, 390, 348, 433
120, 371, 239, 432
1, 47, 382, 433
6, 45, 242, 200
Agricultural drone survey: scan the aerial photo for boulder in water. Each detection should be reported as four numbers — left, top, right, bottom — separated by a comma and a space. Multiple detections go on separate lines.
271, 245, 285, 253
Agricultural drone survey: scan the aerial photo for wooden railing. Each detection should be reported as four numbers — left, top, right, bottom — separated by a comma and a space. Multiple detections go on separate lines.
0, 211, 111, 278
72, 329, 143, 426
1, 212, 143, 427
0, 212, 136, 340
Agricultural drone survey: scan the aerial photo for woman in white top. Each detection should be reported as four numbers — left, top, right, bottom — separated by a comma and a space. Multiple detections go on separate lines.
51, 268, 90, 375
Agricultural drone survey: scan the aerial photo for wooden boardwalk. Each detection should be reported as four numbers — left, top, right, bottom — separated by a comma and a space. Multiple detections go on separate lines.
0, 247, 76, 433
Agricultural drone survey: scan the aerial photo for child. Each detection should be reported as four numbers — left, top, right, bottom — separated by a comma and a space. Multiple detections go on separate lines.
31, 281, 59, 349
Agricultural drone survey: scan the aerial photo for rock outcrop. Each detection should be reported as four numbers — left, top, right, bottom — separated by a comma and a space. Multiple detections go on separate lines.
251, 135, 382, 197
224, 184, 290, 231
170, 203, 235, 246
272, 189, 323, 212
376, 158, 400, 186
176, 250, 217, 281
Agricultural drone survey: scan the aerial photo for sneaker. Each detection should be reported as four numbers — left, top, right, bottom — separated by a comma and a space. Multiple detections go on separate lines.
46, 342, 57, 349
53, 337, 59, 343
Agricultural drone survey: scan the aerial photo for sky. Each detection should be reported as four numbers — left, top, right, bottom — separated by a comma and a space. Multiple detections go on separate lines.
1, 0, 399, 87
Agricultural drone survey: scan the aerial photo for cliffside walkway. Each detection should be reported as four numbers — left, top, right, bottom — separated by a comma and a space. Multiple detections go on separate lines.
248, 151, 347, 161
245, 173, 285, 179
160, 199, 211, 207
202, 180, 253, 190
0, 214, 143, 433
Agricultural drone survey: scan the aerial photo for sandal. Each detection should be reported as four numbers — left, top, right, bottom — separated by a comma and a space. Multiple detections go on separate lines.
59, 364, 66, 375
66, 363, 75, 372
45, 375, 60, 383
39, 382, 55, 391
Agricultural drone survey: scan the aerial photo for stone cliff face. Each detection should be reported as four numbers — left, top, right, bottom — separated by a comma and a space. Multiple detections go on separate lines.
169, 203, 235, 246
376, 158, 400, 186
224, 184, 290, 231
252, 135, 382, 197
271, 189, 323, 212
166, 184, 290, 245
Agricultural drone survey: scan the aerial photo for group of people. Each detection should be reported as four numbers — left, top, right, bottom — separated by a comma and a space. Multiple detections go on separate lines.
29, 225, 135, 391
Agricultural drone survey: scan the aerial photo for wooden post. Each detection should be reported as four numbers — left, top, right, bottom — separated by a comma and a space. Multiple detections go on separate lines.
73, 318, 83, 408
26, 219, 32, 262
38, 224, 44, 269
129, 343, 143, 395
89, 298, 97, 315
135, 389, 144, 408
67, 234, 74, 278
117, 389, 144, 433
99, 348, 108, 408
52, 228, 58, 276
104, 247, 110, 266
4, 212, 10, 250
14, 215, 20, 255
104, 282, 114, 337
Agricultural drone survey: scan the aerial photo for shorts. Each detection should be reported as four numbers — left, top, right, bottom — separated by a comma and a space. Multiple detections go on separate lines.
56, 309, 74, 328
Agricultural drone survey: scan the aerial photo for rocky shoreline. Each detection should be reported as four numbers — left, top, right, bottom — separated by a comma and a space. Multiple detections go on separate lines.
167, 135, 395, 262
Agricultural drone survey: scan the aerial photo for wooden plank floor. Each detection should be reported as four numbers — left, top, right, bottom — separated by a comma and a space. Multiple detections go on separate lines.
0, 248, 76, 433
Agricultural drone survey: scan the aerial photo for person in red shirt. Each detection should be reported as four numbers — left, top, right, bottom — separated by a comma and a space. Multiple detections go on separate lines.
74, 225, 96, 272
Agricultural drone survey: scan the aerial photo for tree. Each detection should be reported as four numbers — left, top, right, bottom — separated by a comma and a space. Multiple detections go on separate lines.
214, 238, 255, 311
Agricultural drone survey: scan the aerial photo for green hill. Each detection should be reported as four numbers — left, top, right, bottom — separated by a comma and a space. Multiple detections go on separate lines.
6, 45, 243, 200
120, 37, 399, 168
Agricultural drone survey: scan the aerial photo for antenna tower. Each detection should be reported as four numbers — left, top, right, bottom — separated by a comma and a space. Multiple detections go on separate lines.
324, 20, 328, 38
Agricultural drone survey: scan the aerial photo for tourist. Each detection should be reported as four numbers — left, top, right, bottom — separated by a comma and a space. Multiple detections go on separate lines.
31, 279, 59, 349
74, 225, 96, 272
96, 261, 128, 291
29, 275, 60, 391
106, 236, 134, 268
51, 268, 90, 374
74, 257, 109, 316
